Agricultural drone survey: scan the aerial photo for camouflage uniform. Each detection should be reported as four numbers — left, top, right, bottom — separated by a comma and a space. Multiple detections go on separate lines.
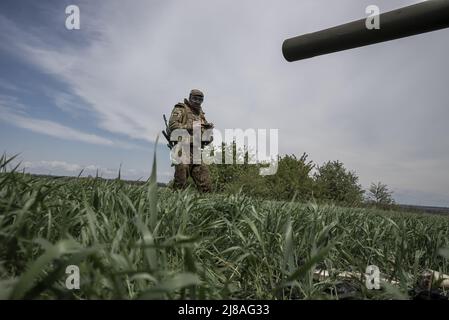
168, 89, 213, 193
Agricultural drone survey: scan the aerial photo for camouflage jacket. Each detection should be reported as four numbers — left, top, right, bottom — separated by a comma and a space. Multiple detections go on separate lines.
168, 99, 210, 134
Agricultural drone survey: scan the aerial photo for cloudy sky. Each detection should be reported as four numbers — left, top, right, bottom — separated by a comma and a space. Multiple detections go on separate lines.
0, 0, 448, 206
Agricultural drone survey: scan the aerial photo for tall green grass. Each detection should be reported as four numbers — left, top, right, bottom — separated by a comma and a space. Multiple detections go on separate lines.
0, 154, 448, 299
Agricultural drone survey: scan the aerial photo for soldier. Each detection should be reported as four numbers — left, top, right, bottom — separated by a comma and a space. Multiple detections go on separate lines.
168, 89, 214, 192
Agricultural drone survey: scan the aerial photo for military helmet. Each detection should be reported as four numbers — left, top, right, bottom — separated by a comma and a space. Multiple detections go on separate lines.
190, 89, 204, 97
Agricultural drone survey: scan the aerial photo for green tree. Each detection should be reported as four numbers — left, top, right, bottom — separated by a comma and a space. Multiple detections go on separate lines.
367, 182, 395, 205
209, 142, 251, 192
313, 160, 364, 206
264, 153, 315, 201
210, 144, 315, 201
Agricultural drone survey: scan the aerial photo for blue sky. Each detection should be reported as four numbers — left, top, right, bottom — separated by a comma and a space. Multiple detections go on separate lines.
0, 0, 172, 181
1, 0, 448, 206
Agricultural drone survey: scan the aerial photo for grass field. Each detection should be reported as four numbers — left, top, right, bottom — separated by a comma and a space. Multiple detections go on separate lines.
1, 155, 448, 300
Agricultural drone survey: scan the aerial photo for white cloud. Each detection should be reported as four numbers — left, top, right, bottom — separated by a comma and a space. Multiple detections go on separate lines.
9, 112, 114, 146
22, 160, 82, 173
0, 95, 143, 149
43, 88, 91, 118
0, 78, 24, 92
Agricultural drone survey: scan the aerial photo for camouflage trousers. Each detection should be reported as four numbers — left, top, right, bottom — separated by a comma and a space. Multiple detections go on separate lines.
173, 164, 212, 193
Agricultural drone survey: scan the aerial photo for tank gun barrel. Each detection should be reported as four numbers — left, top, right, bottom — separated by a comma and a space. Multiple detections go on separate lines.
282, 0, 449, 62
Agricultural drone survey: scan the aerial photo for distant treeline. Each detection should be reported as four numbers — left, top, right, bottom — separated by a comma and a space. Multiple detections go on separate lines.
188, 143, 379, 207
396, 205, 449, 216
201, 143, 447, 213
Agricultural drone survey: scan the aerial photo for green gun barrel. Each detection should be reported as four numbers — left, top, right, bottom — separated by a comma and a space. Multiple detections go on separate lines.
282, 0, 449, 62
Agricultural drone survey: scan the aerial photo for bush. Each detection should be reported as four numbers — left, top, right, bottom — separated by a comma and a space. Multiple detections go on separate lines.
262, 153, 315, 201
313, 160, 365, 206
210, 144, 315, 201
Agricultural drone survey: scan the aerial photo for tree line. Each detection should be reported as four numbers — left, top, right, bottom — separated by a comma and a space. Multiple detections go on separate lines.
204, 143, 395, 207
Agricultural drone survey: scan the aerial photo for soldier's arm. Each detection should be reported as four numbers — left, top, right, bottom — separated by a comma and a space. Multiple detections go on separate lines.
168, 106, 186, 132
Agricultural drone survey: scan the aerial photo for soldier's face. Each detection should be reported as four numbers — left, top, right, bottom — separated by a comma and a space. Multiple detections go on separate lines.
190, 95, 203, 106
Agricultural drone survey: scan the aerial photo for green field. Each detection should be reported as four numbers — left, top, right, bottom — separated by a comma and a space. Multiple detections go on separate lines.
1, 156, 448, 300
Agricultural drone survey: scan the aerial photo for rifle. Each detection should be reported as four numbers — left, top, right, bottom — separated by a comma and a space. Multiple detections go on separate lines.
162, 114, 174, 150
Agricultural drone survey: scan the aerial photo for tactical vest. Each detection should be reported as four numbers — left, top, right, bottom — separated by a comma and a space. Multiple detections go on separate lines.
175, 100, 207, 132
170, 100, 212, 150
